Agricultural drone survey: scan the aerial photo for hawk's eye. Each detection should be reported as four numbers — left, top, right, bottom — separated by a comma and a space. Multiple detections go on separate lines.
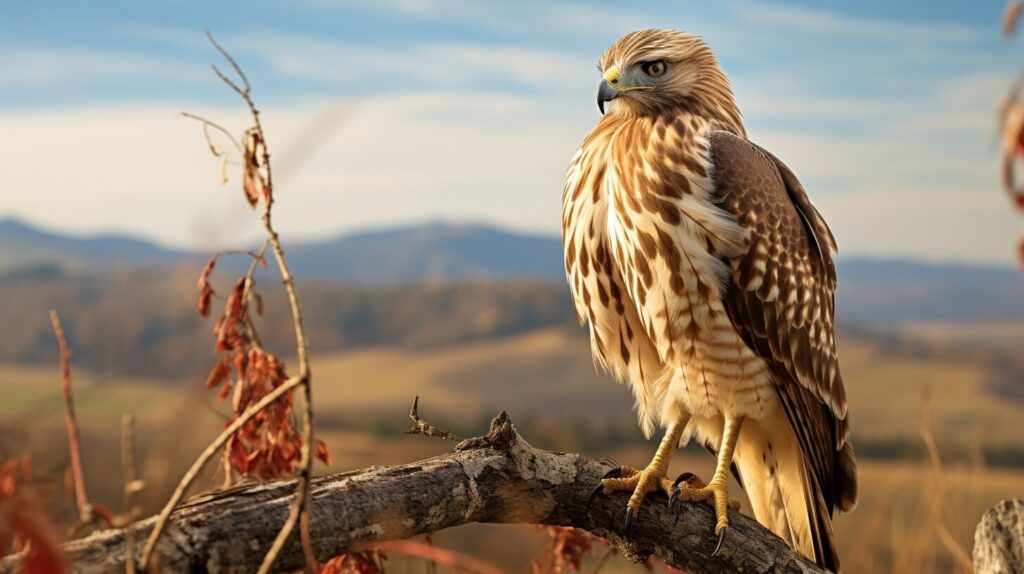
641, 60, 667, 77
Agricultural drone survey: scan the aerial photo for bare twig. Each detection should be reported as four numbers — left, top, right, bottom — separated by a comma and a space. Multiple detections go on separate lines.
586, 547, 616, 574
137, 375, 304, 570
919, 391, 974, 572
143, 32, 322, 573
202, 33, 321, 574
402, 397, 463, 441
423, 533, 438, 574
205, 29, 250, 97
179, 112, 243, 155
351, 540, 506, 574
49, 310, 93, 528
120, 414, 142, 574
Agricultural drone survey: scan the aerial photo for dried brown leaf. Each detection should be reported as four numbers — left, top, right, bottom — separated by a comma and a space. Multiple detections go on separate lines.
205, 355, 232, 389
1005, 0, 1023, 38
242, 130, 265, 208
314, 439, 332, 466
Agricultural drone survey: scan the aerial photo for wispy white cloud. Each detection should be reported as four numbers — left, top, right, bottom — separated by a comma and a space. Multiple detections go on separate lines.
309, 0, 648, 37
0, 49, 209, 91
229, 33, 595, 92
735, 2, 984, 44
0, 1, 1017, 267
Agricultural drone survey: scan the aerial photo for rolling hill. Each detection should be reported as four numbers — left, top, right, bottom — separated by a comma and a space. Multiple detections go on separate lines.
2, 217, 1021, 323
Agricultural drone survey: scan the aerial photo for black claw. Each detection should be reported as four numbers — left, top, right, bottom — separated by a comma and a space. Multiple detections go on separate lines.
668, 472, 693, 526
672, 472, 695, 487
712, 527, 727, 557
624, 506, 634, 530
587, 467, 622, 506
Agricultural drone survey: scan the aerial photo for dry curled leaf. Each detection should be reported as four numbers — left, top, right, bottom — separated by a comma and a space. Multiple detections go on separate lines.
314, 439, 332, 466
1005, 0, 1023, 38
319, 551, 384, 574
197, 255, 218, 317
242, 129, 266, 208
1019, 234, 1024, 268
997, 86, 1024, 213
205, 355, 231, 390
530, 527, 605, 573
0, 456, 66, 574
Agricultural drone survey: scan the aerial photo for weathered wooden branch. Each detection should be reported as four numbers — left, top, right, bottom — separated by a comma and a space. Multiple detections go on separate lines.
1, 414, 823, 574
973, 499, 1024, 574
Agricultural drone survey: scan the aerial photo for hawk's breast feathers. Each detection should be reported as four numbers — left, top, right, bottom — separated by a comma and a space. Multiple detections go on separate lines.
562, 114, 856, 511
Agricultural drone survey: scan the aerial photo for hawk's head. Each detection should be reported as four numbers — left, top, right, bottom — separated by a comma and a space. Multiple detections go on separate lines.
596, 29, 743, 133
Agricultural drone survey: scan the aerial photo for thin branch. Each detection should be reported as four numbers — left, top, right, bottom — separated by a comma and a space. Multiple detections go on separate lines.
49, 310, 92, 527
402, 397, 463, 441
586, 547, 616, 574
203, 31, 320, 573
205, 29, 250, 96
120, 414, 142, 574
919, 400, 974, 572
351, 540, 506, 574
137, 375, 304, 570
179, 112, 243, 154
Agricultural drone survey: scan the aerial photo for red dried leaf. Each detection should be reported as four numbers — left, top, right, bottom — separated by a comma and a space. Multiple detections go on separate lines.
206, 355, 231, 389
198, 286, 214, 317
197, 255, 219, 317
319, 552, 383, 574
314, 439, 332, 466
11, 511, 65, 574
197, 255, 218, 289
0, 456, 66, 573
540, 526, 602, 573
218, 381, 232, 403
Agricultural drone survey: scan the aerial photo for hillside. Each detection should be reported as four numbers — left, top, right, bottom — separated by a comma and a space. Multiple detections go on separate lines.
2, 217, 1022, 323
1, 217, 1022, 389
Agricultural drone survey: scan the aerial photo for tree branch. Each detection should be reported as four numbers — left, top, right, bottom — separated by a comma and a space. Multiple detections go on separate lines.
1, 414, 824, 574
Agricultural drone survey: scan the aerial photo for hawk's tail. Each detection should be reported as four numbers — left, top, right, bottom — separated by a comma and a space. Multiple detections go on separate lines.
731, 421, 857, 572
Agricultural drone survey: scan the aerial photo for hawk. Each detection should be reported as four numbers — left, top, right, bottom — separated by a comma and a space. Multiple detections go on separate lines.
562, 29, 857, 570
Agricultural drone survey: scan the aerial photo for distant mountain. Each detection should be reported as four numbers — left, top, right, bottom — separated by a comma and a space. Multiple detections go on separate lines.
0, 218, 190, 271
284, 222, 563, 283
1, 217, 1022, 322
835, 259, 1024, 323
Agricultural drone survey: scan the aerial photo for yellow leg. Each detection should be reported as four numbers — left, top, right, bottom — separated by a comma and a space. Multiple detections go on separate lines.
592, 420, 684, 528
674, 415, 745, 553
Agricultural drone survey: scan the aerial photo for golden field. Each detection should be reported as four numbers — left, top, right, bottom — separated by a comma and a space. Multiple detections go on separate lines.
1, 326, 1023, 573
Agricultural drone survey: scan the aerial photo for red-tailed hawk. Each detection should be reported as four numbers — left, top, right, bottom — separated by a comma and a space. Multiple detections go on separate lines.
562, 29, 857, 570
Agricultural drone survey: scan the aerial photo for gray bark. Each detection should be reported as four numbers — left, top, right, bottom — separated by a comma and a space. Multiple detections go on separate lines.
974, 499, 1024, 574
2, 413, 824, 574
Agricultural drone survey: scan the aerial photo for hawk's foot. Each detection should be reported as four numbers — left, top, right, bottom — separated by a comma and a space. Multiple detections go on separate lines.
669, 472, 740, 555
588, 463, 681, 529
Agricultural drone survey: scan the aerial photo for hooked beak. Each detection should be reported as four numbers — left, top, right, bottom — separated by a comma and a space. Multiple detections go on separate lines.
597, 79, 619, 115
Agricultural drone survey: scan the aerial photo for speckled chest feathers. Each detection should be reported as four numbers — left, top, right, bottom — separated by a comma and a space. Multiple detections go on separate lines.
562, 111, 778, 435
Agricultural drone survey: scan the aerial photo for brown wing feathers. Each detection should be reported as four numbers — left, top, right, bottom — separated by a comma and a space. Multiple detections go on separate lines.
710, 130, 857, 569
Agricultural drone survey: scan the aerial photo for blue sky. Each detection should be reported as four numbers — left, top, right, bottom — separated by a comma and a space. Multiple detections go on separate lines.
1, 0, 1021, 265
